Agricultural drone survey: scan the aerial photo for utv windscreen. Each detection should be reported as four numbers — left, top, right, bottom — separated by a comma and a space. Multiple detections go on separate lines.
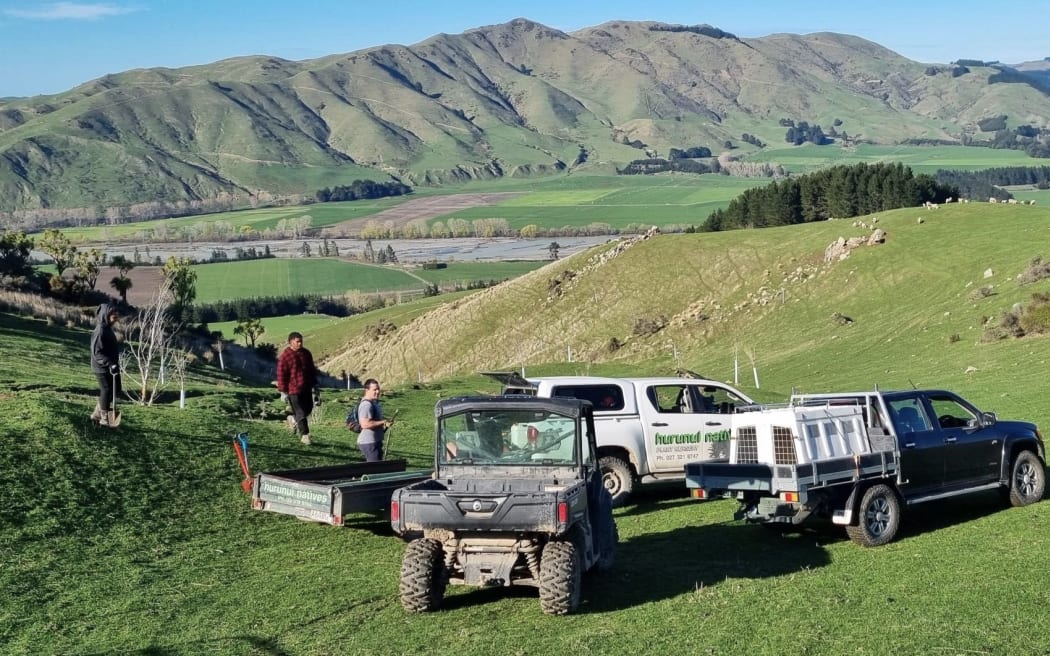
440, 408, 582, 466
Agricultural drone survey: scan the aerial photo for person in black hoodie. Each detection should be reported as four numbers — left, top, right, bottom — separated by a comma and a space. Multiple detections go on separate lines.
91, 303, 122, 426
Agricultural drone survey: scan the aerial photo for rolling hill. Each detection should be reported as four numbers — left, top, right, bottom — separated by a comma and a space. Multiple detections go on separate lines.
1, 19, 1048, 217
323, 202, 1050, 428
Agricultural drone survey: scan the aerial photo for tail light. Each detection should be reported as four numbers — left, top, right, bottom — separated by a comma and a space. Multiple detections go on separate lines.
690, 488, 707, 499
557, 501, 569, 523
391, 500, 400, 523
780, 491, 800, 503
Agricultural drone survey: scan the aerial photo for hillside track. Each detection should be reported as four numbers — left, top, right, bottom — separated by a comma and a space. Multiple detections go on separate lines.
322, 192, 525, 235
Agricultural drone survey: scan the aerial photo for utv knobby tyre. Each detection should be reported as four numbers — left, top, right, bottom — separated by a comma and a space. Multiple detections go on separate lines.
399, 538, 446, 613
599, 456, 634, 507
539, 540, 581, 615
845, 483, 901, 547
1007, 450, 1046, 507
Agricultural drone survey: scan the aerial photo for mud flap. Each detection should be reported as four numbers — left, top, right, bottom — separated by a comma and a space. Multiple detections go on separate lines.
832, 485, 860, 525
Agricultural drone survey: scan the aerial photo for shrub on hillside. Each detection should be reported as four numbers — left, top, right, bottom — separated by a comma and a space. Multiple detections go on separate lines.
1020, 293, 1050, 335
980, 294, 1050, 341
632, 315, 668, 337
968, 286, 995, 302
1019, 256, 1050, 285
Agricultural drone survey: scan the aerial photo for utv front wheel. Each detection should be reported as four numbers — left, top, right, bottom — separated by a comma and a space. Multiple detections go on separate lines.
539, 540, 581, 615
845, 484, 901, 547
1007, 451, 1046, 507
399, 538, 446, 612
599, 456, 634, 507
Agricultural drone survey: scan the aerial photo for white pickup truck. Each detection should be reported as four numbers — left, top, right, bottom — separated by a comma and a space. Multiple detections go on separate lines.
483, 372, 754, 505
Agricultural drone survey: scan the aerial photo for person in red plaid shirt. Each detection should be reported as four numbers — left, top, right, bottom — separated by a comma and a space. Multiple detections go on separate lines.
276, 332, 318, 445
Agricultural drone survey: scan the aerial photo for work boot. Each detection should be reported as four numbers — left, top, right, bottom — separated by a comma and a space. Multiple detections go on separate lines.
300, 434, 312, 446
90, 405, 102, 422
98, 411, 110, 427
286, 415, 297, 432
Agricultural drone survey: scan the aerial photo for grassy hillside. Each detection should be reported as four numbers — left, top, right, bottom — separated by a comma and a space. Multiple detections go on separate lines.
3, 19, 1048, 214
3, 276, 1050, 654
326, 202, 1050, 428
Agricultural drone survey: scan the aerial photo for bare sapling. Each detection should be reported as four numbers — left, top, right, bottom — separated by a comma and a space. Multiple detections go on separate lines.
121, 278, 184, 405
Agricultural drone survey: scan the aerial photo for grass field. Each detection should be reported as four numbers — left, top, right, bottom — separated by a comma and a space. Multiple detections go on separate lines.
191, 259, 547, 304
192, 258, 424, 303
2, 311, 1049, 656
46, 146, 1050, 245
747, 143, 1043, 174
428, 175, 764, 230
7, 166, 1050, 655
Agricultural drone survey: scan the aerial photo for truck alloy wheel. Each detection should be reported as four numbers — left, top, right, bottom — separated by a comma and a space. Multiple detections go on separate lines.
1007, 451, 1046, 507
399, 538, 446, 612
538, 540, 581, 615
599, 456, 634, 507
845, 483, 901, 547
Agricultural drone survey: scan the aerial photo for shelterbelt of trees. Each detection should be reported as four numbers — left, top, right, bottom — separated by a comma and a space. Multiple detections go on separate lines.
704, 162, 957, 231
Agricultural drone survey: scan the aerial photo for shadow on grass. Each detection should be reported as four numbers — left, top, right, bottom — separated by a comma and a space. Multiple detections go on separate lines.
81, 634, 292, 656
579, 520, 834, 613
614, 485, 700, 517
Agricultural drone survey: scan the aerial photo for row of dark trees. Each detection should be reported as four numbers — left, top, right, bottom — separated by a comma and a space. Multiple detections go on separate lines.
668, 146, 713, 159
785, 121, 830, 146
703, 162, 957, 231
315, 180, 412, 203
619, 159, 717, 175
936, 165, 1050, 187
933, 166, 1050, 201
190, 295, 361, 325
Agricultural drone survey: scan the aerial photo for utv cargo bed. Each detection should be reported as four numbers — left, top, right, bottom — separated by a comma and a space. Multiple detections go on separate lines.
252, 459, 431, 525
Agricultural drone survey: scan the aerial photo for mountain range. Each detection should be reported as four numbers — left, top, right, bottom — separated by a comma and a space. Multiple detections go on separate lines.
1, 19, 1048, 215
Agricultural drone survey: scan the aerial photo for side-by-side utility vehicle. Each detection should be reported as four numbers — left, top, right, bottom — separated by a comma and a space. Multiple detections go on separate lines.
390, 396, 617, 615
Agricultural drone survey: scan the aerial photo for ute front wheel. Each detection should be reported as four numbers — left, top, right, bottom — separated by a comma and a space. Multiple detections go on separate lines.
599, 456, 634, 507
538, 540, 581, 615
1007, 451, 1046, 507
845, 483, 901, 547
399, 538, 446, 612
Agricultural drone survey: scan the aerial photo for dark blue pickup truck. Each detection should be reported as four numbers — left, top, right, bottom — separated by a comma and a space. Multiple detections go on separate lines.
685, 389, 1045, 546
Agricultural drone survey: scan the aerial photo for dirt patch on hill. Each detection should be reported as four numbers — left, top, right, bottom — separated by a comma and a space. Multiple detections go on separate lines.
103, 266, 165, 307
322, 192, 524, 236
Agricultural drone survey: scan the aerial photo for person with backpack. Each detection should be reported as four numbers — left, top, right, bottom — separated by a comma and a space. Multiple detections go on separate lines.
90, 303, 122, 427
276, 332, 318, 445
356, 378, 392, 461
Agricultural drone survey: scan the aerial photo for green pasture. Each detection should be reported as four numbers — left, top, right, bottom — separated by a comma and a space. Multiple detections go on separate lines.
431, 175, 762, 229
2, 311, 1049, 655
211, 286, 489, 356
58, 195, 421, 243
40, 146, 1050, 247
191, 258, 424, 303
190, 259, 547, 305
747, 143, 1041, 173
211, 313, 344, 349
413, 260, 547, 284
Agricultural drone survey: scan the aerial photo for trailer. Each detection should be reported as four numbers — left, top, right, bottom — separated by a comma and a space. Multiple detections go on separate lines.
252, 459, 432, 525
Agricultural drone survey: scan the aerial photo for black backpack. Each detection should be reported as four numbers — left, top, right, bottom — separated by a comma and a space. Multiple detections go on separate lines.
346, 399, 373, 433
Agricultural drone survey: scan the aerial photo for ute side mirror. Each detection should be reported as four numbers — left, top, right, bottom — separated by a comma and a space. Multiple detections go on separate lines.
980, 411, 997, 428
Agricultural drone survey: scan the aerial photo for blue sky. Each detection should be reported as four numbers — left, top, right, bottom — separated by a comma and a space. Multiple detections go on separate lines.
2, 0, 1047, 97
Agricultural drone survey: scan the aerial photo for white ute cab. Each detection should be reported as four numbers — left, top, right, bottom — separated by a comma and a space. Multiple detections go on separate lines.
483, 372, 754, 506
